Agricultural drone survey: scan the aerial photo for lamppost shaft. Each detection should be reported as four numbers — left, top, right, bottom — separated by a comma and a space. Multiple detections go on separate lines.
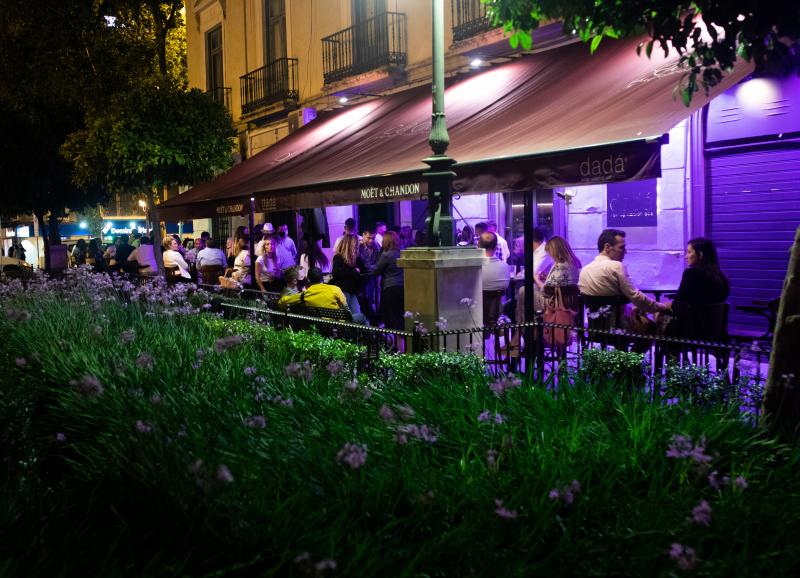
424, 0, 456, 247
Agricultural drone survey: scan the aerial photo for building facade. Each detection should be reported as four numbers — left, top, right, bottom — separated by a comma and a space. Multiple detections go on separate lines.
184, 1, 800, 335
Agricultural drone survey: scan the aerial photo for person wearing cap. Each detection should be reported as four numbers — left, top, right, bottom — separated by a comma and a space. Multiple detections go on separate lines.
255, 223, 274, 257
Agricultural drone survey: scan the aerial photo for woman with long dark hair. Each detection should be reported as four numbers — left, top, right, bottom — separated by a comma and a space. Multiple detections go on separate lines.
330, 233, 366, 319
674, 237, 730, 303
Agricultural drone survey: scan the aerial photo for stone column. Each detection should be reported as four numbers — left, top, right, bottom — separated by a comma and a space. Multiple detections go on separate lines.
398, 246, 485, 354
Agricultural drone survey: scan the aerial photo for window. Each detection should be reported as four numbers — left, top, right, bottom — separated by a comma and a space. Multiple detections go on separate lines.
264, 0, 286, 65
206, 25, 223, 92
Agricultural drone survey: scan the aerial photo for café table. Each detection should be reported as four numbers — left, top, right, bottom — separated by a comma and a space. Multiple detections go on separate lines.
735, 297, 780, 339
640, 288, 677, 302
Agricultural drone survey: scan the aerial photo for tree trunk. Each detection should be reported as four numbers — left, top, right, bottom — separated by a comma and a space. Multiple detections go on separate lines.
763, 225, 800, 440
34, 211, 50, 272
148, 187, 165, 275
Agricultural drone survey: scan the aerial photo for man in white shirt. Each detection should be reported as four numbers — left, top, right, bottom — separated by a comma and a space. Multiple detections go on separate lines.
579, 228, 668, 315
532, 227, 553, 279
184, 237, 204, 265
196, 237, 227, 269
275, 223, 298, 264
478, 232, 510, 326
487, 220, 509, 262
333, 218, 360, 252
374, 221, 387, 248
127, 236, 158, 276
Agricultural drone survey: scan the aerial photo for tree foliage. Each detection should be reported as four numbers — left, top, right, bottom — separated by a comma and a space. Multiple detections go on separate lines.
484, 0, 800, 104
63, 80, 236, 192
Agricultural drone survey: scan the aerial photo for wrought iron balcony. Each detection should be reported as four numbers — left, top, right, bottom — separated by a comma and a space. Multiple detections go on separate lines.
204, 86, 232, 112
240, 58, 299, 117
322, 12, 407, 85
451, 0, 495, 42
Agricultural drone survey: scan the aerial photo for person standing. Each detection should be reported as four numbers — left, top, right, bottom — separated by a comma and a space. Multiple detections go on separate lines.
478, 232, 510, 326
330, 233, 367, 322
333, 218, 359, 252
275, 223, 298, 264
231, 238, 252, 285
358, 227, 382, 324
487, 220, 509, 262
374, 221, 387, 247
373, 231, 404, 330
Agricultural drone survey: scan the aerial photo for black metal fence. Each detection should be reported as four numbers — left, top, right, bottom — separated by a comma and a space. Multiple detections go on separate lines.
322, 12, 407, 84
218, 299, 770, 403
451, 0, 494, 42
240, 58, 299, 116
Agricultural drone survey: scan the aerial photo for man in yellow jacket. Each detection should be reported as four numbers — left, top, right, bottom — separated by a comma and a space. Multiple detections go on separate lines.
278, 268, 368, 324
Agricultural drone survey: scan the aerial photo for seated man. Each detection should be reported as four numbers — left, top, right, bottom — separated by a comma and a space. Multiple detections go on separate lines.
579, 228, 668, 327
279, 267, 367, 324
478, 232, 510, 326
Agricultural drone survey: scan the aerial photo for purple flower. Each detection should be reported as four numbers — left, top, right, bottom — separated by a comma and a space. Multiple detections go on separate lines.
415, 322, 429, 336
708, 470, 730, 490
214, 334, 245, 353
403, 311, 415, 318
15, 357, 26, 367
549, 480, 582, 506
337, 442, 367, 469
326, 359, 344, 375
691, 500, 712, 526
254, 375, 267, 385
489, 375, 522, 396
394, 432, 408, 445
477, 410, 491, 422
191, 361, 202, 370
285, 360, 313, 380
486, 449, 498, 470
494, 413, 506, 424
379, 404, 396, 422
69, 374, 104, 398
272, 395, 294, 407
135, 420, 152, 434
55, 432, 66, 443
244, 366, 257, 376
150, 394, 162, 405
497, 314, 511, 325
669, 543, 697, 571
216, 464, 234, 483
667, 434, 710, 463
343, 379, 359, 392
254, 389, 266, 402
494, 499, 518, 519
396, 423, 438, 444
548, 489, 560, 501
315, 559, 337, 572
135, 352, 154, 371
397, 404, 415, 420
734, 475, 748, 489
244, 415, 267, 429
434, 317, 448, 331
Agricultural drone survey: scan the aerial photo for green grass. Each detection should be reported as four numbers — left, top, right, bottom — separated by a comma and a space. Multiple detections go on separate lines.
1, 272, 799, 577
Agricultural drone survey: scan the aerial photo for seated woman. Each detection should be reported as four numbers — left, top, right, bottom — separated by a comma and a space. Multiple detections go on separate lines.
515, 235, 580, 323
163, 237, 192, 279
255, 237, 284, 293
666, 237, 730, 340
231, 238, 252, 286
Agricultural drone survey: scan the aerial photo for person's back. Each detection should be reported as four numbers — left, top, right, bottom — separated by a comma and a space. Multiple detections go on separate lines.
478, 233, 510, 292
129, 240, 157, 276
197, 238, 227, 269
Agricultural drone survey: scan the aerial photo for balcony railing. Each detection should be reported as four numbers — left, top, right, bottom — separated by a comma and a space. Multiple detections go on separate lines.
240, 58, 299, 117
451, 0, 495, 42
204, 86, 232, 112
322, 12, 407, 85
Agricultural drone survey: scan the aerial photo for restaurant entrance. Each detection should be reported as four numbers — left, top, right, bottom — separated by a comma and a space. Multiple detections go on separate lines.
358, 202, 394, 233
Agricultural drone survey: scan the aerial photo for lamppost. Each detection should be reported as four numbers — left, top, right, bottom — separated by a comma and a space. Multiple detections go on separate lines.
424, 0, 456, 247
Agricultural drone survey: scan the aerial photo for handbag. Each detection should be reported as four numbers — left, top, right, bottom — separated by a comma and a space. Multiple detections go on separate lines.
543, 287, 576, 348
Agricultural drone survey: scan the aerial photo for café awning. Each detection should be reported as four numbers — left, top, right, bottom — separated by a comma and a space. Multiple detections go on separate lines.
158, 35, 751, 221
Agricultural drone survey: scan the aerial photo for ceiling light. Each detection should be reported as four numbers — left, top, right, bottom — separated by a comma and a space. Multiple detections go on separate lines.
338, 96, 349, 104
470, 58, 483, 68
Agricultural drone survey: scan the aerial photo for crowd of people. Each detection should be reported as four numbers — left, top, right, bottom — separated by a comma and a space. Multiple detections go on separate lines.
67, 220, 730, 339
477, 225, 730, 340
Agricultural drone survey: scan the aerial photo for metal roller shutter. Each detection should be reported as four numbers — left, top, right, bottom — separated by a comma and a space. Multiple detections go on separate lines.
707, 147, 800, 334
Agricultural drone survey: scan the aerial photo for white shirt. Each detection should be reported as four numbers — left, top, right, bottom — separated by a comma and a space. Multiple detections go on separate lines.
276, 235, 297, 259
494, 233, 509, 262
534, 243, 554, 278
578, 254, 664, 313
481, 255, 511, 292
196, 247, 227, 269
127, 244, 157, 275
232, 250, 251, 284
163, 249, 191, 279
374, 233, 384, 247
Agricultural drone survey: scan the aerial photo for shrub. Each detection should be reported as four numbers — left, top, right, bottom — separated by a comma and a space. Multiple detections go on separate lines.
375, 350, 485, 387
578, 347, 647, 392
